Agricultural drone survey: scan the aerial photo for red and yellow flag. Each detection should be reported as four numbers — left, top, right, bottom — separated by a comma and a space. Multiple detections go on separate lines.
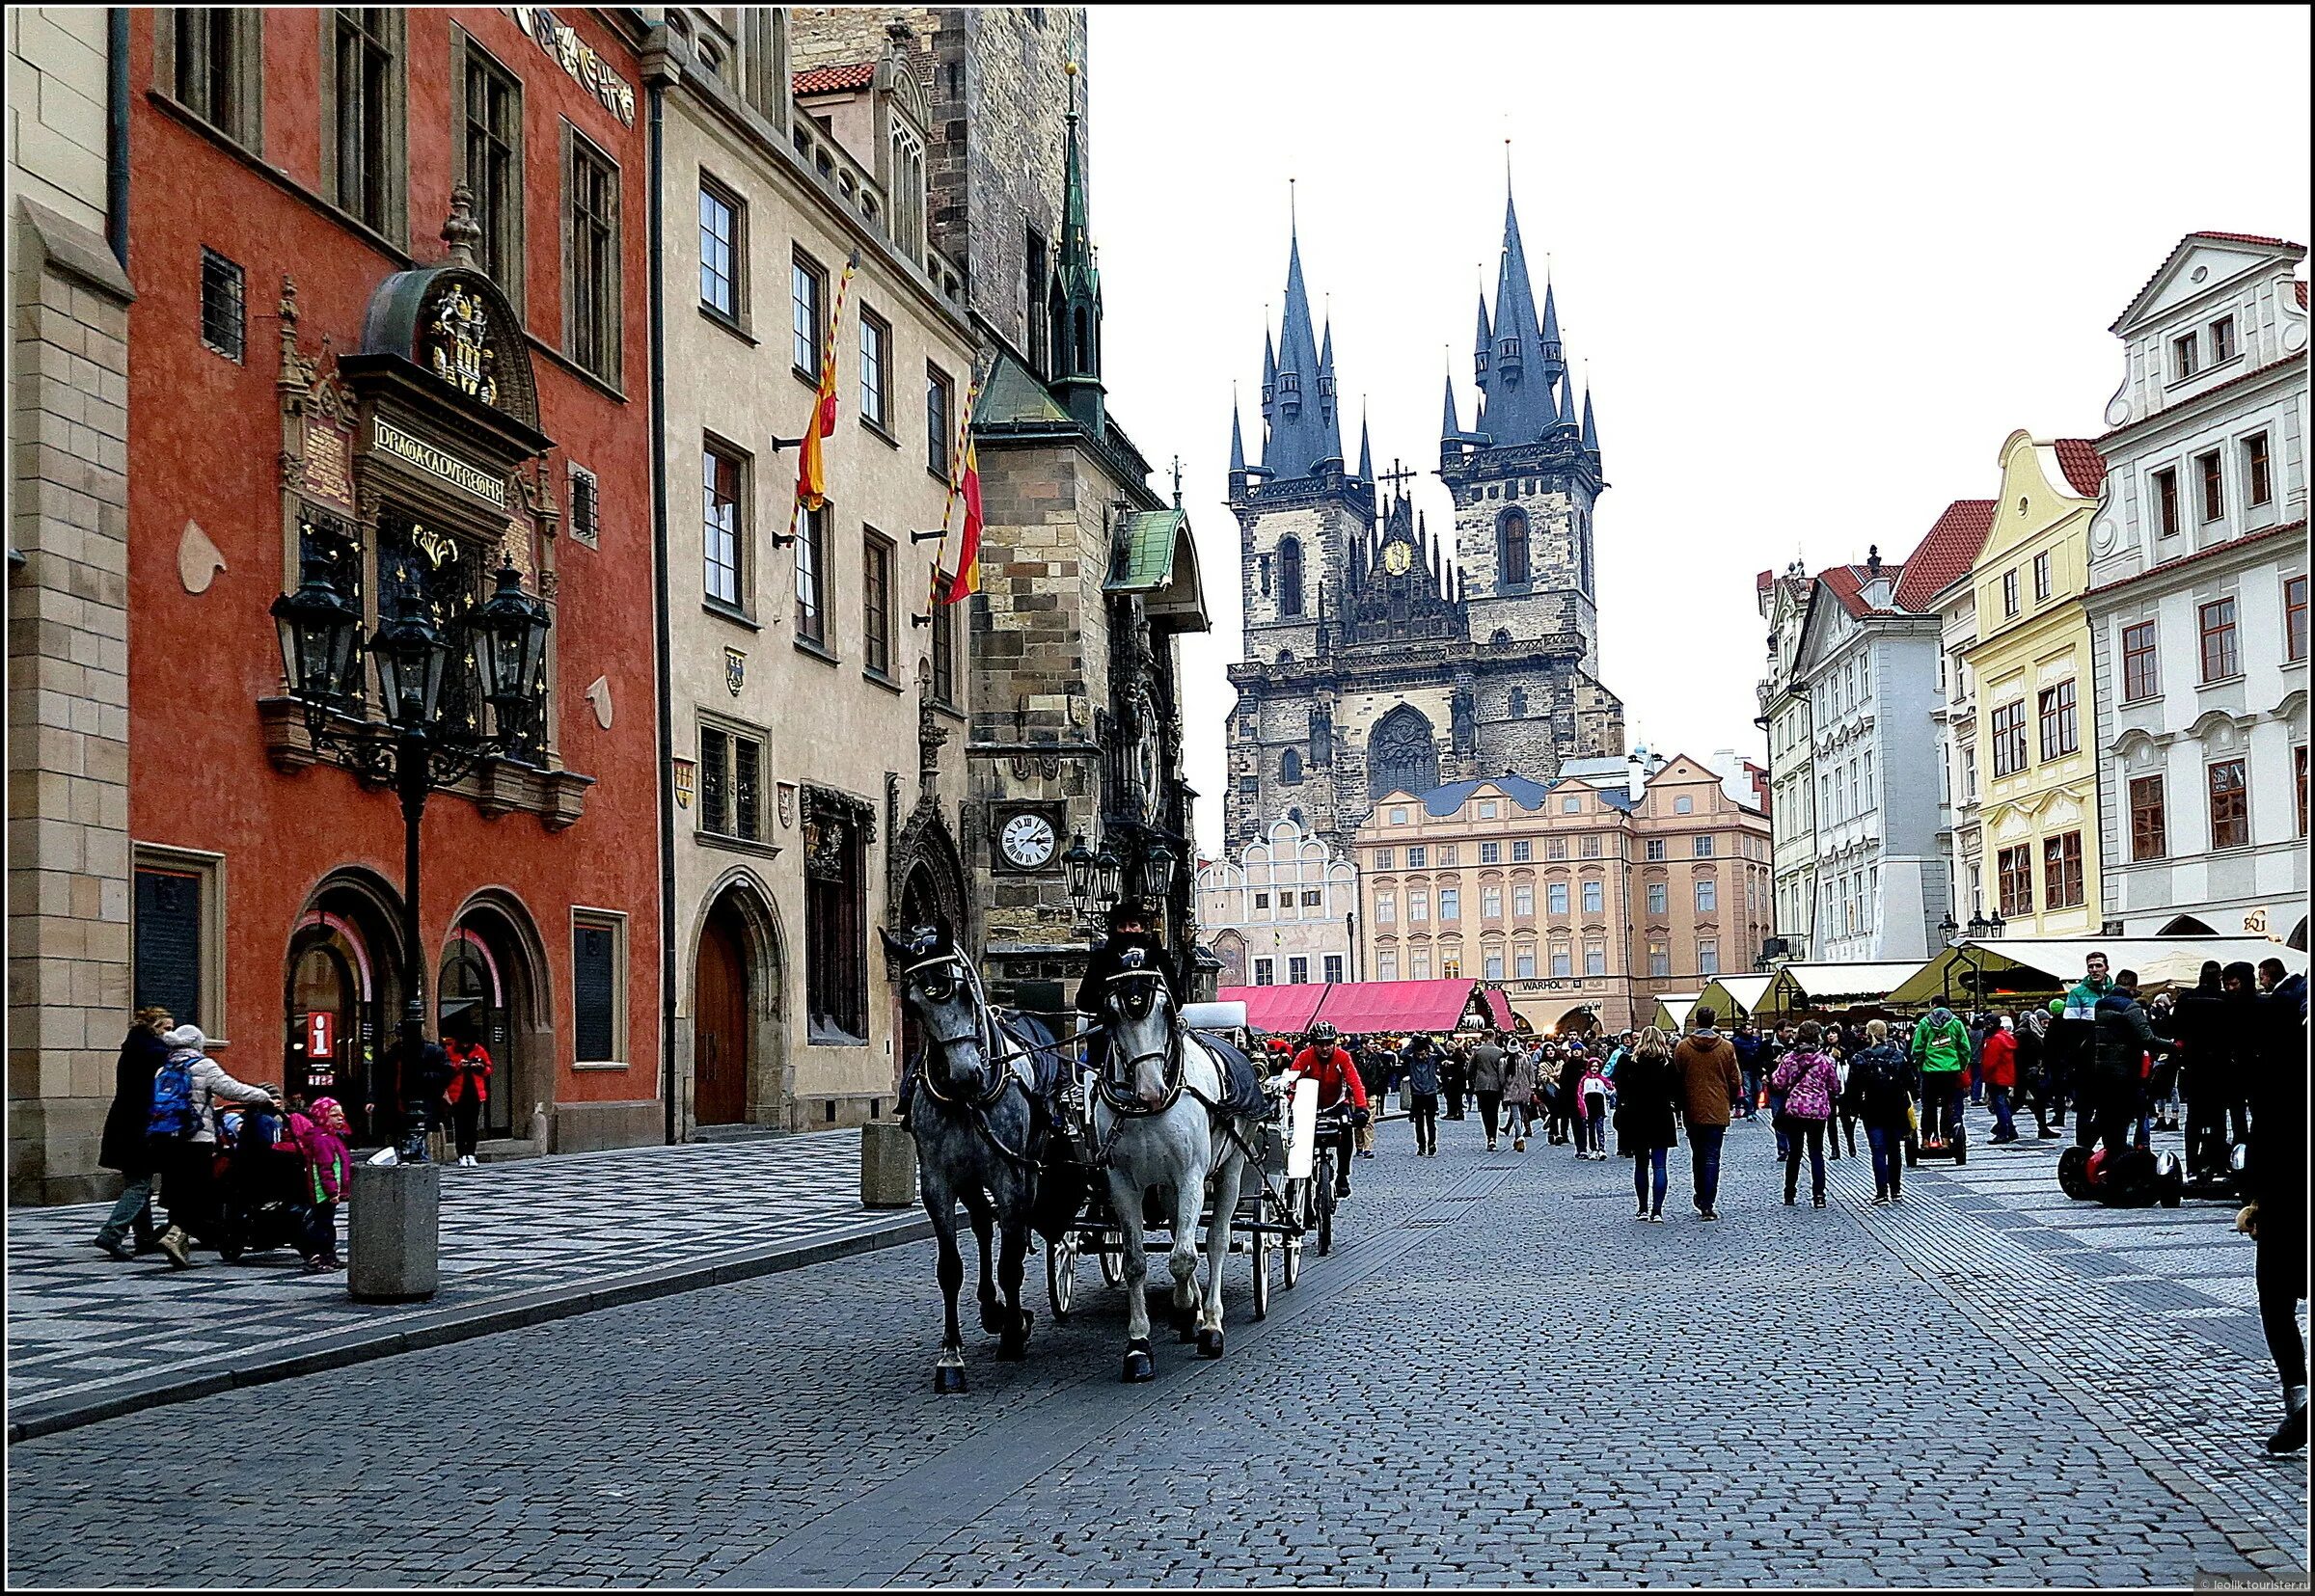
946, 435, 984, 603
794, 256, 858, 520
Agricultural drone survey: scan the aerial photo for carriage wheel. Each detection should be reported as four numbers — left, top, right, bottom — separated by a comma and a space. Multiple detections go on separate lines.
1098, 1238, 1124, 1287
1249, 1229, 1271, 1319
1047, 1231, 1077, 1322
1282, 1231, 1303, 1289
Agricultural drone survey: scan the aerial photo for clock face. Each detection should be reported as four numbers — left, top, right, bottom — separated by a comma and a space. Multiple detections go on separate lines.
1000, 811, 1057, 869
1382, 540, 1413, 576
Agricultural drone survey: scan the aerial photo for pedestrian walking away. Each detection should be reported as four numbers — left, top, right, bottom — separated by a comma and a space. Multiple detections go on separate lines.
1502, 1041, 1538, 1152
2239, 959, 2307, 1453
1672, 1006, 1742, 1220
1616, 1026, 1680, 1220
1770, 1023, 1840, 1206
94, 1007, 176, 1259
1908, 1003, 1971, 1150
1468, 1031, 1511, 1151
149, 1027, 283, 1268
1981, 1015, 2021, 1144
1845, 1020, 1915, 1203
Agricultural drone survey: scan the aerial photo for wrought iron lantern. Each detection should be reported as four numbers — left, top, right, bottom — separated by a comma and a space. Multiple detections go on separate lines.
368, 607, 451, 735
1939, 912, 1961, 947
271, 571, 363, 708
1138, 836, 1177, 904
1093, 843, 1125, 912
472, 561, 554, 731
1062, 830, 1098, 919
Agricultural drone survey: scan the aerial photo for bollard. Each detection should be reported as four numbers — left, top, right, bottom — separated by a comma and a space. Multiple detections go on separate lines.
859, 1120, 918, 1209
347, 1160, 442, 1302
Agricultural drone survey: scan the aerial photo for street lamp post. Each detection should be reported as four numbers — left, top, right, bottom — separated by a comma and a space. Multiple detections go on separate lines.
273, 557, 553, 1159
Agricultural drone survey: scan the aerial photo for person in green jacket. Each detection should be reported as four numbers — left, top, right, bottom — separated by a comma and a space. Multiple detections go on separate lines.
1910, 1004, 1972, 1147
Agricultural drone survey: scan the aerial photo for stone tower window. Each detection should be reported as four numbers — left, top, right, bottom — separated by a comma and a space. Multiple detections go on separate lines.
1280, 747, 1303, 785
1509, 687, 1528, 718
1497, 507, 1530, 588
1277, 537, 1304, 617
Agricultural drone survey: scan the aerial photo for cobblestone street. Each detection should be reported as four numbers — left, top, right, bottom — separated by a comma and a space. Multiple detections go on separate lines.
7, 1107, 2304, 1586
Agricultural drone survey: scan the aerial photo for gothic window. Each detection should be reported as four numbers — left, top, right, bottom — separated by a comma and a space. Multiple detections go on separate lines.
803, 795, 870, 1043
1497, 507, 1530, 588
1367, 704, 1438, 802
1508, 687, 1528, 718
1277, 537, 1304, 617
1491, 629, 1512, 645
1280, 747, 1303, 786
1578, 512, 1594, 596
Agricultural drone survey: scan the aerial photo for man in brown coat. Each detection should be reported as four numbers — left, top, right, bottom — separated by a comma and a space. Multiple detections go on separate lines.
1673, 1005, 1743, 1220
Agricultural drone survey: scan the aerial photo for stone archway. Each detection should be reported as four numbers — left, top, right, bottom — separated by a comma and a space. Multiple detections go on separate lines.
285, 868, 409, 1146
442, 889, 553, 1142
688, 870, 787, 1134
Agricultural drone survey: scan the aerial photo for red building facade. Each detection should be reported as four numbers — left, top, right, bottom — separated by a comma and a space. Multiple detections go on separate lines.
124, 8, 661, 1154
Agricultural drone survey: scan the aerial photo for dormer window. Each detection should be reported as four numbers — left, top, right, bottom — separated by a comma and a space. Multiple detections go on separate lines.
1498, 336, 1520, 362
2172, 331, 2199, 381
1279, 371, 1300, 393
2209, 314, 2236, 365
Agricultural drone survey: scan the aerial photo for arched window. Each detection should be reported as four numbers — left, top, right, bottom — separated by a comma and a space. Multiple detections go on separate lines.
1368, 704, 1439, 801
1498, 508, 1530, 588
1508, 687, 1528, 718
1491, 628, 1512, 645
1280, 747, 1304, 785
1277, 537, 1304, 617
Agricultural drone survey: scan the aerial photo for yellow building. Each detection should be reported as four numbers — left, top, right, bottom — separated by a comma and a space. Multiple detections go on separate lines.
1966, 432, 2109, 936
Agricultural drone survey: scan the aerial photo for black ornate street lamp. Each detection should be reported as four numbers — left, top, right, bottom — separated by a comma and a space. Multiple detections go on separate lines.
1093, 843, 1125, 916
1138, 836, 1177, 905
1062, 829, 1098, 923
272, 557, 552, 1159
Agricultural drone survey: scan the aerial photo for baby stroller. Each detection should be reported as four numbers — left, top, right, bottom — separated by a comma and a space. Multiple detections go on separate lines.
212, 1107, 315, 1262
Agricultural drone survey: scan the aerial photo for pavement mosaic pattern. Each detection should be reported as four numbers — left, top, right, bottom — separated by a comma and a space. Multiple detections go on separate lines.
5, 1133, 906, 1427
6, 1104, 2307, 1586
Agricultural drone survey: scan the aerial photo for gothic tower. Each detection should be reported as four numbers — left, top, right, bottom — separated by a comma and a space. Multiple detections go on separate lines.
1222, 221, 1376, 852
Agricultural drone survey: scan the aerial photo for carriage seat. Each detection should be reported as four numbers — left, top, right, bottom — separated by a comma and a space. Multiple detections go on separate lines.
1191, 1028, 1267, 1121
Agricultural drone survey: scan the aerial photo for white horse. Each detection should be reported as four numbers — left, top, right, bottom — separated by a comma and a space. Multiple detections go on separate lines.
1088, 951, 1266, 1381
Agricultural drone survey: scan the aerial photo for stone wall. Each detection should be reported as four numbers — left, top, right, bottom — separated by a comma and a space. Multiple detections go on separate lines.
8, 12, 132, 1204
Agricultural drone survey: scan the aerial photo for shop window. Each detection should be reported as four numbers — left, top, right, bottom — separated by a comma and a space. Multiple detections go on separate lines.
572, 910, 627, 1065
564, 131, 623, 384
803, 797, 869, 1043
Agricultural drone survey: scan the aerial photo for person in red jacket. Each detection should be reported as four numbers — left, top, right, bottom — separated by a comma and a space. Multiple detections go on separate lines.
1982, 1015, 2020, 1144
1285, 1022, 1369, 1198
441, 1014, 494, 1168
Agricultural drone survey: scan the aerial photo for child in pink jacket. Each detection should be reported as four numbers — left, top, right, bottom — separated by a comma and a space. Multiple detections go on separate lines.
288, 1097, 351, 1272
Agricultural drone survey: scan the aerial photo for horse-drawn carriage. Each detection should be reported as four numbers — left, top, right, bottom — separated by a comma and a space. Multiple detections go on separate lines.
882, 924, 1343, 1389
1042, 1000, 1321, 1328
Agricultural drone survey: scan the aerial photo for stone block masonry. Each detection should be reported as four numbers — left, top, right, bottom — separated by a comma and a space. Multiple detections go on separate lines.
8, 197, 135, 1205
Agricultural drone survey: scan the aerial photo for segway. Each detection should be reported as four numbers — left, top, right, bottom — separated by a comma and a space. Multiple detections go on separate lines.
1904, 1090, 1967, 1168
2056, 1142, 2184, 1208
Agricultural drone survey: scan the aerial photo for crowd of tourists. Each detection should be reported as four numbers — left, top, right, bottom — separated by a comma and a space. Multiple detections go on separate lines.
1267, 948, 2306, 1457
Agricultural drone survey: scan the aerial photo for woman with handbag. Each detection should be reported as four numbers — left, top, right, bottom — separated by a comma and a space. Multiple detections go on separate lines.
1617, 1027, 1680, 1221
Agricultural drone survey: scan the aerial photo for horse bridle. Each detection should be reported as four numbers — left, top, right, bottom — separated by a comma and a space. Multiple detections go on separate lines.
904, 949, 1017, 1112
1098, 969, 1186, 1119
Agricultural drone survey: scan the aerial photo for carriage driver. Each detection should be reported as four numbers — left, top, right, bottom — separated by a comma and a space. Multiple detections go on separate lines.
1076, 901, 1179, 1077
1285, 1022, 1370, 1201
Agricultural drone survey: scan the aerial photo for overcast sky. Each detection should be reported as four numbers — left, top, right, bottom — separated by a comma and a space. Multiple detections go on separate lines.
1081, 4, 2312, 852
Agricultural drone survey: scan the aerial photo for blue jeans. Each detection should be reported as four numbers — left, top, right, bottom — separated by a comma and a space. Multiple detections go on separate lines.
1738, 1064, 1761, 1119
1687, 1123, 1726, 1212
1989, 1086, 2016, 1140
97, 1172, 157, 1247
1767, 1093, 1790, 1159
1866, 1123, 1903, 1197
1633, 1147, 1668, 1213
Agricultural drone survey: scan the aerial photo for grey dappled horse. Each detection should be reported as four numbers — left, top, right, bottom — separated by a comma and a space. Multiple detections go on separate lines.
882, 923, 1065, 1393
1091, 951, 1267, 1380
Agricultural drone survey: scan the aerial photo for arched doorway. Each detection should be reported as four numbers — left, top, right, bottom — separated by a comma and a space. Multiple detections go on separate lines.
286, 872, 407, 1146
441, 894, 550, 1143
2156, 914, 2218, 936
692, 875, 785, 1132
2291, 916, 2308, 953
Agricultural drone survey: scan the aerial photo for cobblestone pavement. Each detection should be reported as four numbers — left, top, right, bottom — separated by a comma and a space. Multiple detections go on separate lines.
7, 1106, 2306, 1586
5, 1132, 915, 1430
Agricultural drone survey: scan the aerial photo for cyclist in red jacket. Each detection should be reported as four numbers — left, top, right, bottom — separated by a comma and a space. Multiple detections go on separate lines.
1285, 1022, 1369, 1198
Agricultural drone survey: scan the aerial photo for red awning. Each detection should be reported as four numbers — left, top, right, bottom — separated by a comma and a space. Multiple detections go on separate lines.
1314, 979, 1488, 1036
1216, 984, 1328, 1036
1484, 988, 1516, 1030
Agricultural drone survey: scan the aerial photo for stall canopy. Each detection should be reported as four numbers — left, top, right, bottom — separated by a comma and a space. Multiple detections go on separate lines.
1651, 992, 1702, 1032
1887, 937, 2306, 1009
1216, 979, 1508, 1037
1694, 972, 1781, 1022
1777, 961, 1925, 1007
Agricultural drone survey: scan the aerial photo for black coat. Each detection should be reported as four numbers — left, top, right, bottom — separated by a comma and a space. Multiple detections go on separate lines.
1074, 933, 1177, 1019
1613, 1051, 1679, 1150
98, 1026, 169, 1176
2249, 976, 2307, 1227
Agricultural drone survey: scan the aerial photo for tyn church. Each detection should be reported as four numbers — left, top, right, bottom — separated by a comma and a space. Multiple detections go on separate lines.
1223, 188, 1627, 855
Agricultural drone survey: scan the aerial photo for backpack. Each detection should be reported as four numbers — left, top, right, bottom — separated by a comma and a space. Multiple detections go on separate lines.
147, 1053, 200, 1143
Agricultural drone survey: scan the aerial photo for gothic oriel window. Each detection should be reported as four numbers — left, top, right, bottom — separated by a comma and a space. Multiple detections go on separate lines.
804, 795, 870, 1043
1368, 704, 1438, 801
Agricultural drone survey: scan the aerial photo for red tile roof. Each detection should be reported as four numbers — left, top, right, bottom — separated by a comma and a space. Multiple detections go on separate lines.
1890, 500, 1997, 611
2188, 230, 2306, 251
2298, 280, 2309, 311
1818, 562, 1904, 618
2086, 519, 2306, 600
2052, 439, 2108, 499
793, 62, 875, 95
1757, 569, 1775, 593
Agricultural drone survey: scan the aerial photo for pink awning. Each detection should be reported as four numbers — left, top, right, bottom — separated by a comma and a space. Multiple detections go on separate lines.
1313, 979, 1490, 1036
1484, 988, 1516, 1030
1216, 984, 1328, 1036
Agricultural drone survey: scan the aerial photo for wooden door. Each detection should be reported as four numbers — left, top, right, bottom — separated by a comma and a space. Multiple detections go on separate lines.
694, 914, 749, 1125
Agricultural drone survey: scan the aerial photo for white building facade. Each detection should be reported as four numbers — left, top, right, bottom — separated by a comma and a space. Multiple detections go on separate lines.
1757, 567, 1819, 960
1931, 573, 1983, 922
2084, 232, 2309, 947
1791, 559, 1947, 962
1196, 819, 1359, 987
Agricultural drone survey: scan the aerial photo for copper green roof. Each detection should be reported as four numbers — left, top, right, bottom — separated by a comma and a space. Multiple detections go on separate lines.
1104, 506, 1210, 633
974, 350, 1071, 426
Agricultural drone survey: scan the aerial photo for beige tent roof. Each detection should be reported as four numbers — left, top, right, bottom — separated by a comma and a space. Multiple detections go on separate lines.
1778, 961, 1927, 1004
1651, 992, 1703, 1032
1696, 972, 1781, 1019
1888, 936, 2305, 1008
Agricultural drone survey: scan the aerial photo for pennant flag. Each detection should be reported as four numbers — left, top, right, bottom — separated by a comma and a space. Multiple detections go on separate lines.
793, 256, 858, 524
946, 435, 983, 603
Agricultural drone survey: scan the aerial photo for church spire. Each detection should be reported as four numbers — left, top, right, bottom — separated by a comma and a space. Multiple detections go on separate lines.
1229, 394, 1246, 474
1556, 368, 1578, 431
1473, 181, 1555, 444
1356, 401, 1373, 481
1048, 64, 1104, 428
1581, 387, 1598, 454
1260, 196, 1336, 481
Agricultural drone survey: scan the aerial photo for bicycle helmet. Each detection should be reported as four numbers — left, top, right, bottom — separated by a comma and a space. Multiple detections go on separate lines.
1307, 1021, 1340, 1046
